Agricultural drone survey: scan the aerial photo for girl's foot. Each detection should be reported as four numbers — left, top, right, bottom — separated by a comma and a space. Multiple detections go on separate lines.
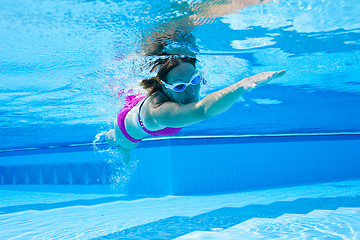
117, 145, 131, 165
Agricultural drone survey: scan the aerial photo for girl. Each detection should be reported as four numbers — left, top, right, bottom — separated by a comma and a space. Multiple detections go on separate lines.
106, 55, 285, 163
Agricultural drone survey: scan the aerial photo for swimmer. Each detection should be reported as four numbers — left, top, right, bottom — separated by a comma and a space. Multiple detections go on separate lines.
106, 55, 286, 163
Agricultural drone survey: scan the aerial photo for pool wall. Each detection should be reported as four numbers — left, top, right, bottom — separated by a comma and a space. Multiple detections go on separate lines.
0, 134, 359, 195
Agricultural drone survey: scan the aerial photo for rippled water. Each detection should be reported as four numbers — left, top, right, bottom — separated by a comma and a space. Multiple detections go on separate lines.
1, 0, 360, 149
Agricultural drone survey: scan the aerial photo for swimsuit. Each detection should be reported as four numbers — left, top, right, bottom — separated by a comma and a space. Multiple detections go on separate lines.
117, 93, 182, 143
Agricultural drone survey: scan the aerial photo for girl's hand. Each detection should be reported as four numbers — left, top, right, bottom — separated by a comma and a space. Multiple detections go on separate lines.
243, 70, 286, 90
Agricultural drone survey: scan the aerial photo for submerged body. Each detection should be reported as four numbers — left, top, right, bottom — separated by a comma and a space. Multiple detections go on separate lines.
106, 57, 286, 162
108, 92, 183, 150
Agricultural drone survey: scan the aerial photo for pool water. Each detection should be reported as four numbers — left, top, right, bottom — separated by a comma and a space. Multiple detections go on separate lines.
1, 0, 360, 239
1, 179, 360, 239
1, 0, 360, 149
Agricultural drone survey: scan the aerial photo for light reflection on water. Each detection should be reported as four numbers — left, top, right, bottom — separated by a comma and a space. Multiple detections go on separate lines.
0, 0, 360, 149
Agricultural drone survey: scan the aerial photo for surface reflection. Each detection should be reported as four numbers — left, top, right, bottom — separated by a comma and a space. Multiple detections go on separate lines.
140, 0, 271, 57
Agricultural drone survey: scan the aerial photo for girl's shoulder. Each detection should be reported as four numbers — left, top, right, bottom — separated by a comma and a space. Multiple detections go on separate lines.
148, 91, 170, 107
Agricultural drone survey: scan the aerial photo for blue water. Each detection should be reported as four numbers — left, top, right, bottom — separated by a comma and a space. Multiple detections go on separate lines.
1, 0, 360, 239
1, 179, 360, 239
1, 0, 360, 150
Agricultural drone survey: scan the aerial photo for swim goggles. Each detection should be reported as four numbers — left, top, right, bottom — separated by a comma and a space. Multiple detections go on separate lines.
161, 72, 203, 92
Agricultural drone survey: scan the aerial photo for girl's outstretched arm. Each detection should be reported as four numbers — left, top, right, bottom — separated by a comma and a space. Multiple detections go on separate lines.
198, 70, 286, 118
150, 70, 286, 128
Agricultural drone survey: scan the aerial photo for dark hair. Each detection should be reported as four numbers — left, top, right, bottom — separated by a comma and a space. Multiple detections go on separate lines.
140, 56, 197, 95
142, 30, 197, 56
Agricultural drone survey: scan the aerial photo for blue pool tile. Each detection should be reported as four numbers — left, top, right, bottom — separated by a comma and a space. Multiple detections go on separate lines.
56, 164, 69, 185
94, 195, 360, 240
71, 163, 86, 185
88, 162, 103, 185
28, 165, 40, 184
3, 166, 14, 184
42, 164, 55, 185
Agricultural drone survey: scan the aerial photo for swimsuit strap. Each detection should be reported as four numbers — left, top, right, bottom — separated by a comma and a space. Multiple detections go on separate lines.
137, 96, 148, 117
117, 94, 147, 143
137, 91, 169, 119
137, 92, 182, 136
137, 96, 154, 134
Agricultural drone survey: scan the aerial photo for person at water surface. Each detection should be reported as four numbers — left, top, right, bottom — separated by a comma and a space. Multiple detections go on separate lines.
105, 0, 282, 163
106, 55, 286, 162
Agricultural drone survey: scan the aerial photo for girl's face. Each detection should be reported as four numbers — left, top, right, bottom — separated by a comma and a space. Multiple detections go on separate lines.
163, 62, 200, 105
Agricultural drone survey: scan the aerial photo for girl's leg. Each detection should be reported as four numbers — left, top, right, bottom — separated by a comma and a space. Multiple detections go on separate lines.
117, 145, 131, 165
105, 129, 118, 147
106, 129, 131, 165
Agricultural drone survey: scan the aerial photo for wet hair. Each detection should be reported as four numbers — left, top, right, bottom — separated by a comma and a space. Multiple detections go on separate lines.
142, 29, 197, 56
140, 56, 197, 95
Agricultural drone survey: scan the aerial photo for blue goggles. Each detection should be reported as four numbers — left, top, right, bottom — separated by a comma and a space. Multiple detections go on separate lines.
161, 72, 203, 92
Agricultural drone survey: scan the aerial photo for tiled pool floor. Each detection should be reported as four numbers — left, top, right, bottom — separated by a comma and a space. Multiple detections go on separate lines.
1, 179, 360, 239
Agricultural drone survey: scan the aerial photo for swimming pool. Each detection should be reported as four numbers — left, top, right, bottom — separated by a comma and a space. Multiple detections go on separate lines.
1, 0, 360, 239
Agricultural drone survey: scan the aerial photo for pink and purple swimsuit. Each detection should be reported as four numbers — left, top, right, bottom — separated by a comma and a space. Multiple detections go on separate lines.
117, 94, 182, 143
